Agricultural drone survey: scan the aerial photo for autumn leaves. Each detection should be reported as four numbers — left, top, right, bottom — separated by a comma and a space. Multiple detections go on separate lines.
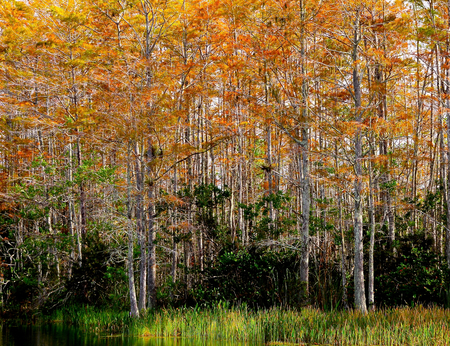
1, 0, 450, 312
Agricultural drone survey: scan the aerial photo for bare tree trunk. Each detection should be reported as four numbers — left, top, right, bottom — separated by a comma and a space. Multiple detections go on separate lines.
76, 136, 87, 237
299, 122, 310, 303
264, 60, 274, 227
446, 98, 450, 266
127, 142, 139, 317
229, 175, 235, 237
375, 27, 395, 245
352, 10, 367, 313
446, 0, 450, 268
299, 0, 310, 304
184, 239, 192, 292
336, 140, 348, 309
128, 226, 139, 317
368, 157, 376, 311
238, 155, 244, 242
338, 192, 348, 309
68, 141, 82, 268
135, 143, 147, 311
436, 43, 446, 256
171, 165, 178, 299
199, 225, 204, 272
147, 139, 157, 309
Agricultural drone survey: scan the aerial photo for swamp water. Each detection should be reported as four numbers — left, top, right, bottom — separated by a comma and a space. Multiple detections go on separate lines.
0, 324, 259, 346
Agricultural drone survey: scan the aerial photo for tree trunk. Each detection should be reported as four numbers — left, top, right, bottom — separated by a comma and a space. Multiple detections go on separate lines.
368, 157, 376, 311
135, 143, 147, 311
336, 140, 348, 309
76, 136, 87, 237
171, 165, 178, 299
147, 139, 157, 309
299, 123, 310, 303
446, 0, 450, 269
127, 143, 139, 317
68, 141, 82, 268
338, 192, 348, 309
352, 10, 367, 313
299, 0, 310, 304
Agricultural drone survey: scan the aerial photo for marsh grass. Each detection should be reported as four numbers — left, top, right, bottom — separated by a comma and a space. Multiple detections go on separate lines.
51, 304, 450, 345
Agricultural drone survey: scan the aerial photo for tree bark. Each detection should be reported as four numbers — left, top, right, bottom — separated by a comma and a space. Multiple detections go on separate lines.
298, 0, 310, 304
135, 143, 147, 311
368, 156, 376, 311
127, 142, 139, 317
147, 139, 157, 309
446, 0, 450, 269
336, 140, 348, 309
76, 136, 87, 237
68, 141, 82, 268
352, 9, 367, 313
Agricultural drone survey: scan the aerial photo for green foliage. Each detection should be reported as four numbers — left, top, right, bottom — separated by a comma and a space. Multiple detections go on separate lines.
51, 305, 450, 345
171, 183, 231, 243
374, 233, 450, 307
252, 138, 265, 157
193, 184, 230, 240
65, 233, 127, 310
238, 190, 296, 239
74, 159, 117, 185
193, 184, 231, 209
308, 251, 344, 311
415, 186, 443, 214
0, 207, 75, 313
191, 247, 302, 308
156, 275, 187, 307
379, 179, 397, 193
309, 214, 334, 236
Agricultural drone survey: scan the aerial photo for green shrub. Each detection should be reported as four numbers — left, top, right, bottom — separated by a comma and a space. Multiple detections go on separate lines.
375, 233, 450, 307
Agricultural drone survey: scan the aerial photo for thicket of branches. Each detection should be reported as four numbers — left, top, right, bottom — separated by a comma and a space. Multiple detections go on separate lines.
1, 0, 450, 315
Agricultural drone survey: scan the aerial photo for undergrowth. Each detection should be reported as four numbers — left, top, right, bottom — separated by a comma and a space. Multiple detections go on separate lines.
49, 304, 450, 345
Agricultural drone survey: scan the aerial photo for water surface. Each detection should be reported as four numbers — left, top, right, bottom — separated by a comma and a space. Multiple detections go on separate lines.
0, 324, 257, 346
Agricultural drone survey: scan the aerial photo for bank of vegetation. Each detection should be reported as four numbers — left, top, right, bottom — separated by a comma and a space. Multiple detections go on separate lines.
50, 304, 450, 345
2, 0, 450, 322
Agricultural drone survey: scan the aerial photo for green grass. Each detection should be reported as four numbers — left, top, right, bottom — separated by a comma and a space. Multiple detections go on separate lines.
50, 304, 450, 345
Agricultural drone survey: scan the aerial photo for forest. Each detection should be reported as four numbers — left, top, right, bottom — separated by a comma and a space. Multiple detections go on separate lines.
1, 0, 450, 320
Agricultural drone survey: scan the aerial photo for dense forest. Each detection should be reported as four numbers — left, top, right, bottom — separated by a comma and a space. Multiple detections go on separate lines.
1, 0, 450, 317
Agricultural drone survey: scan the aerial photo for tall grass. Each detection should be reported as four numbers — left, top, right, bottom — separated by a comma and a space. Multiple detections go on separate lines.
50, 305, 133, 334
51, 304, 450, 345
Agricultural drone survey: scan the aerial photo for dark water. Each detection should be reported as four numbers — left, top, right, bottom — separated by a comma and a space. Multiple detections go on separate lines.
0, 324, 255, 346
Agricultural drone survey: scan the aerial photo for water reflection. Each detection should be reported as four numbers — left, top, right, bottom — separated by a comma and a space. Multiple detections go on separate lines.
0, 324, 257, 346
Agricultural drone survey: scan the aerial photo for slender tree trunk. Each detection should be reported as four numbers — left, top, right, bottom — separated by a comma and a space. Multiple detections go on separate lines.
135, 143, 147, 311
434, 44, 443, 252
127, 142, 139, 317
68, 141, 82, 267
377, 93, 394, 245
352, 10, 367, 313
171, 240, 177, 281
147, 139, 157, 308
128, 225, 139, 317
299, 0, 310, 304
446, 0, 450, 268
368, 157, 376, 311
338, 192, 348, 309
76, 136, 87, 237
437, 45, 446, 255
264, 62, 274, 226
199, 225, 204, 272
229, 174, 235, 236
446, 96, 450, 266
238, 148, 244, 242
299, 120, 310, 303
336, 141, 348, 309
171, 165, 178, 299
